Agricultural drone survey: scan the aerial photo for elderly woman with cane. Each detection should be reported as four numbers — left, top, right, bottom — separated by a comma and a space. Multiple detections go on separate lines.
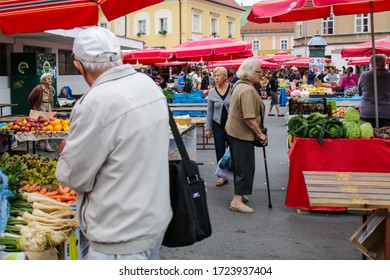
225, 58, 268, 214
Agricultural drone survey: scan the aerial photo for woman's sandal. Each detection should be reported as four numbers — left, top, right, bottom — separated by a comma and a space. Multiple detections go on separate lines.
277, 114, 284, 117
216, 177, 227, 186
268, 114, 275, 116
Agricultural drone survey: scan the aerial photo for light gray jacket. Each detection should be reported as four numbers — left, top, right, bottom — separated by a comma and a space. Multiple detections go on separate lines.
56, 64, 172, 255
205, 84, 232, 131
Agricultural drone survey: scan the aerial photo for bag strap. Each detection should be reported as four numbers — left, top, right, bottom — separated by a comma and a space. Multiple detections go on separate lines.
168, 108, 199, 184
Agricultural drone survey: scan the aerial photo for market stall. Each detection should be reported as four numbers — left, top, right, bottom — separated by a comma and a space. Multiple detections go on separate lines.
286, 137, 390, 211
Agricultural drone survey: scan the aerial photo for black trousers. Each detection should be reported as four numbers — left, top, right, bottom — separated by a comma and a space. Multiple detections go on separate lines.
228, 135, 255, 196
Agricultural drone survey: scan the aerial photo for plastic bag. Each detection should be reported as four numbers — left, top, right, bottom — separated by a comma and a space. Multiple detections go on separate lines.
218, 147, 232, 171
0, 169, 14, 234
215, 166, 234, 182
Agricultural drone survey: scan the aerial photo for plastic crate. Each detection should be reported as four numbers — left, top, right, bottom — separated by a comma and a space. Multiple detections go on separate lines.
289, 98, 326, 115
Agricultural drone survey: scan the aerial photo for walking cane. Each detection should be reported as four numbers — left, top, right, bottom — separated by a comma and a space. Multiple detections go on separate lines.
262, 146, 272, 209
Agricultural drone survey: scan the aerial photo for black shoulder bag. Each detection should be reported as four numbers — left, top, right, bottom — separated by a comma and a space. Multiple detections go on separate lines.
162, 110, 212, 247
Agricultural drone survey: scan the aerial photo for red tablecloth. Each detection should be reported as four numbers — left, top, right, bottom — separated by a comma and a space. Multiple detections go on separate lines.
285, 138, 390, 211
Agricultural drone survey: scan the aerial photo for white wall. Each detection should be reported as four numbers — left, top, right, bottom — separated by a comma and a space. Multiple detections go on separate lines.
0, 77, 12, 115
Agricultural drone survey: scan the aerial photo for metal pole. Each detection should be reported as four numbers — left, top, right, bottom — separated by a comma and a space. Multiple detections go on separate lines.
369, 0, 379, 128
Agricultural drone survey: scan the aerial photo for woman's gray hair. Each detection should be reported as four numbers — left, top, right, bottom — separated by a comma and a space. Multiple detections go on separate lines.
236, 58, 261, 81
370, 54, 387, 68
40, 73, 52, 83
213, 66, 228, 79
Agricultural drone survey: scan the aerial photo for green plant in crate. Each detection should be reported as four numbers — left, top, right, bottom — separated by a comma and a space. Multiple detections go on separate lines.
163, 87, 175, 102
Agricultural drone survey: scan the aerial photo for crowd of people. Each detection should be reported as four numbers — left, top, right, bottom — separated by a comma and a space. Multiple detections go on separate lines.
38, 27, 389, 260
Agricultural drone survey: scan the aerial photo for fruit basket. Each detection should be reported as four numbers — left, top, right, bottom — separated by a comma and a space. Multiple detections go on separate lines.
289, 98, 327, 115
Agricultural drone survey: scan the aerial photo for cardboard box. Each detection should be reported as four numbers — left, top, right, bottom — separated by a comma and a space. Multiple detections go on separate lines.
60, 227, 89, 260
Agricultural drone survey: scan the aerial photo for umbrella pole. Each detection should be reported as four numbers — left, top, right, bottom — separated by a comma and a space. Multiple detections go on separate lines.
369, 0, 379, 128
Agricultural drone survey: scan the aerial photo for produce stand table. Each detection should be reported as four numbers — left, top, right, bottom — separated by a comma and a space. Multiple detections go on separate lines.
286, 138, 390, 211
191, 116, 214, 150
0, 115, 68, 154
303, 171, 390, 260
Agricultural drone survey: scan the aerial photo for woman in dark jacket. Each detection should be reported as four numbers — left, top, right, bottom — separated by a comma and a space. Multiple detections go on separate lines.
267, 71, 283, 116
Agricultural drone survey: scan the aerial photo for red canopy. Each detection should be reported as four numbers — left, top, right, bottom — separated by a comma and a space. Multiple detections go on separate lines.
341, 37, 390, 58
262, 52, 296, 63
346, 56, 390, 65
282, 57, 331, 67
247, 0, 389, 24
207, 58, 280, 69
0, 0, 163, 34
160, 37, 253, 60
122, 48, 170, 64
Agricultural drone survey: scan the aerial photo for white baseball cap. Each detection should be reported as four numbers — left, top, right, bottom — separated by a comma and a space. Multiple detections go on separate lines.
72, 27, 121, 63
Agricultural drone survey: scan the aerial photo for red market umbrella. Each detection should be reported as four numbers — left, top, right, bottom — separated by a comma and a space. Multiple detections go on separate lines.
262, 52, 296, 63
341, 37, 390, 58
160, 37, 253, 61
122, 48, 170, 64
346, 56, 390, 65
0, 0, 163, 34
248, 0, 390, 128
282, 57, 331, 67
207, 58, 280, 69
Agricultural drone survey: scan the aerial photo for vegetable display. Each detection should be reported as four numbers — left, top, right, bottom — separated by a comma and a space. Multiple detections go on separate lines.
288, 107, 378, 144
288, 112, 344, 144
0, 153, 79, 253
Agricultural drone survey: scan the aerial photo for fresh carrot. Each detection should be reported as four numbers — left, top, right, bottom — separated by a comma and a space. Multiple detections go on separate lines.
49, 195, 76, 201
19, 184, 29, 192
58, 185, 64, 194
39, 187, 47, 195
31, 184, 40, 192
44, 189, 60, 196
69, 190, 76, 196
62, 186, 70, 194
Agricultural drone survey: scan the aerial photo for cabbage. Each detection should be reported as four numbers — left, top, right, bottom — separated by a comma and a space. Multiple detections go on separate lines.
324, 118, 345, 138
345, 108, 360, 122
288, 115, 307, 137
359, 122, 374, 138
306, 112, 325, 123
343, 121, 360, 138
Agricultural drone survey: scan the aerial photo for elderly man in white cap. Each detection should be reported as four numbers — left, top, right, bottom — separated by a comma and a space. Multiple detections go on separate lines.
56, 27, 172, 260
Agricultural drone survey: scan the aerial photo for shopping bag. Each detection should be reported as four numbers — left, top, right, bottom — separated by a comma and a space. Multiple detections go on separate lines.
163, 159, 212, 247
218, 147, 232, 171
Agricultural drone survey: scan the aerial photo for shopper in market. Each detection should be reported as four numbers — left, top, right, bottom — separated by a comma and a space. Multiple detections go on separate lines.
339, 66, 359, 96
200, 70, 210, 90
27, 73, 55, 152
307, 65, 317, 85
205, 66, 232, 186
56, 27, 172, 260
289, 67, 302, 86
267, 70, 283, 117
358, 54, 390, 128
225, 58, 268, 214
323, 67, 340, 84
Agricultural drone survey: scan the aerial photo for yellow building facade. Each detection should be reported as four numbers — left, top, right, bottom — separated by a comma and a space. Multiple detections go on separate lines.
98, 0, 244, 48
